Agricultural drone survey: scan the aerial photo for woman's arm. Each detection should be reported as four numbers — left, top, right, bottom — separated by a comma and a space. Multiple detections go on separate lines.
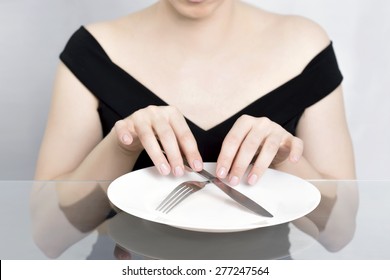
214, 87, 356, 185
33, 62, 142, 214
34, 62, 140, 183
34, 61, 203, 203
276, 86, 356, 180
216, 16, 356, 183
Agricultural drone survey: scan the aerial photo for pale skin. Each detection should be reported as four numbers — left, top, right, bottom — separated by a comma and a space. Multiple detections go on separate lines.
35, 0, 356, 203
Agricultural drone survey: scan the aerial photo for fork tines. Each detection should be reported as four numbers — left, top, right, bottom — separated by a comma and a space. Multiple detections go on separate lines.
155, 183, 197, 213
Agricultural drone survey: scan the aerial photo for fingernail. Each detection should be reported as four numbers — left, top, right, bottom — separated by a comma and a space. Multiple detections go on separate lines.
122, 134, 131, 145
248, 174, 258, 185
229, 176, 239, 186
217, 167, 227, 178
159, 163, 170, 175
193, 160, 203, 171
174, 166, 184, 177
291, 155, 300, 162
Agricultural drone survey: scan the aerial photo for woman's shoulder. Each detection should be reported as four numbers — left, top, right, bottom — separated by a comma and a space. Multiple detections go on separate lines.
247, 4, 331, 60
83, 16, 132, 43
83, 10, 145, 50
277, 14, 331, 49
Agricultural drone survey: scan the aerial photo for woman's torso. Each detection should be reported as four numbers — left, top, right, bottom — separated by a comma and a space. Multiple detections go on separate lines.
85, 2, 330, 131
60, 2, 342, 170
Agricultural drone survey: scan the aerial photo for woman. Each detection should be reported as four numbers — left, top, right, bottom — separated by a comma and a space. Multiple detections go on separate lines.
34, 0, 356, 186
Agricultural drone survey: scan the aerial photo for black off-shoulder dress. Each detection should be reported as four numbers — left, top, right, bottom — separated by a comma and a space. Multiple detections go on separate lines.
60, 26, 343, 171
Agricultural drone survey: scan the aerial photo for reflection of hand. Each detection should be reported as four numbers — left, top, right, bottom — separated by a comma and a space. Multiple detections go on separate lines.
114, 244, 132, 260
216, 115, 303, 186
113, 105, 203, 176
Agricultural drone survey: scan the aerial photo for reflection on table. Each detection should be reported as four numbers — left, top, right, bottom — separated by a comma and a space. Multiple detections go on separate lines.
1, 180, 389, 259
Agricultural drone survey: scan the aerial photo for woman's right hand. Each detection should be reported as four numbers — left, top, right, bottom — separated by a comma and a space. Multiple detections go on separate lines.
113, 105, 203, 176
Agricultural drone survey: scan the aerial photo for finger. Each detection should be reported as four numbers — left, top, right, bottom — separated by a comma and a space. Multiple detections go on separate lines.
134, 123, 171, 176
170, 113, 203, 171
216, 115, 253, 179
288, 136, 304, 163
247, 135, 282, 185
153, 120, 185, 177
114, 120, 133, 145
227, 129, 265, 186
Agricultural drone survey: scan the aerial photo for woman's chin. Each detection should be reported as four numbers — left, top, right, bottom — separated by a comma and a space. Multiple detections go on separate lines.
167, 0, 226, 20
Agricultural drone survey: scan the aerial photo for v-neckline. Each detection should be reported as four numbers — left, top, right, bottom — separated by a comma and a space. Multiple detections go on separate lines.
81, 26, 330, 134
109, 61, 312, 134
111, 59, 291, 133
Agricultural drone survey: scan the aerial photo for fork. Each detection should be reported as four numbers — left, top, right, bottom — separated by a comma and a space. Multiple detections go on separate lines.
155, 180, 209, 213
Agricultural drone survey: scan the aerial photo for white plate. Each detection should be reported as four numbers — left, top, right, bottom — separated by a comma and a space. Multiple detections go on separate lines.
107, 163, 321, 233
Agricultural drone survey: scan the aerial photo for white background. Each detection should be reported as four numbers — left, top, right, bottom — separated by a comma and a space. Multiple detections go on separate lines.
1, 0, 389, 180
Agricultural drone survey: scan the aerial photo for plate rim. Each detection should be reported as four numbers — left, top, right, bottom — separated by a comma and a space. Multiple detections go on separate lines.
107, 163, 321, 233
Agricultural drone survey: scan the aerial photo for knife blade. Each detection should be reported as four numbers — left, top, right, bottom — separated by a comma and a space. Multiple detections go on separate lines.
184, 161, 273, 218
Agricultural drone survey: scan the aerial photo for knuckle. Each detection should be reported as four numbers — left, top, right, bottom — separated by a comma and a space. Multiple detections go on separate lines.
166, 105, 181, 117
258, 116, 271, 125
114, 120, 125, 129
251, 117, 273, 134
134, 124, 151, 139
136, 130, 150, 141
131, 110, 145, 122
225, 133, 242, 147
142, 105, 161, 119
168, 105, 179, 113
264, 140, 280, 152
258, 117, 279, 132
243, 136, 260, 150
251, 163, 267, 175
178, 130, 196, 147
218, 155, 232, 166
166, 153, 183, 164
158, 127, 174, 140
217, 148, 234, 163
220, 145, 240, 161
146, 105, 158, 111
253, 155, 270, 170
237, 114, 253, 123
177, 128, 193, 140
231, 163, 248, 175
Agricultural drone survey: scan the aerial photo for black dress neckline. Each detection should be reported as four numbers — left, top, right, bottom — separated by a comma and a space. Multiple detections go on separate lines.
60, 26, 342, 168
79, 26, 335, 134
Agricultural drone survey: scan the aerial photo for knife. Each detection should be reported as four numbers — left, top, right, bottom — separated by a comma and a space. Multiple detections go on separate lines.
183, 161, 273, 218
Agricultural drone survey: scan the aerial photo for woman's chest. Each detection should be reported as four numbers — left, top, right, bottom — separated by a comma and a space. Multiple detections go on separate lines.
113, 48, 298, 131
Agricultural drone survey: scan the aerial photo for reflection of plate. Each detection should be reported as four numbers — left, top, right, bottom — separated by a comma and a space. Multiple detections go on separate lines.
108, 212, 317, 260
108, 212, 290, 260
107, 163, 320, 232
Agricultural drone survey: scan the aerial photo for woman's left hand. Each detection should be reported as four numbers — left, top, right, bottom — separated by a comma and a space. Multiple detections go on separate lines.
216, 115, 304, 186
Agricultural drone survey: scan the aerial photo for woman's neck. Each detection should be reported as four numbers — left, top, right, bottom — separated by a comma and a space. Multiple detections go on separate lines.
148, 0, 244, 54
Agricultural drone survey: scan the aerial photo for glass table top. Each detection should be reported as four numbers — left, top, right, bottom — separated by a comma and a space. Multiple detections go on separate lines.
0, 180, 389, 260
